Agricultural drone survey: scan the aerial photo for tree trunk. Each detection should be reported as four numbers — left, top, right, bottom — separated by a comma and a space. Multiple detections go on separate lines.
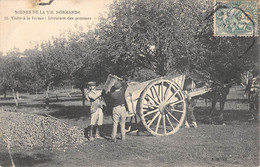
80, 88, 86, 108
55, 89, 58, 101
4, 91, 6, 99
65, 89, 71, 97
16, 91, 20, 100
12, 89, 18, 106
45, 86, 50, 110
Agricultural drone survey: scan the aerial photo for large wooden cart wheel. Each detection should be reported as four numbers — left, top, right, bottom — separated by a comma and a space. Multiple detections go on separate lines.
138, 79, 186, 136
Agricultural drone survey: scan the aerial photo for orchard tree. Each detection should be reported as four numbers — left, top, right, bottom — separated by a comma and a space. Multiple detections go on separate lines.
23, 48, 46, 93
96, 0, 211, 79
0, 54, 10, 98
36, 37, 71, 89
67, 28, 104, 107
96, 0, 257, 83
22, 28, 105, 107
0, 48, 38, 99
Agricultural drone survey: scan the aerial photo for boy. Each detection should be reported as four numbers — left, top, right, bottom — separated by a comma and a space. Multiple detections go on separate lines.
87, 81, 106, 141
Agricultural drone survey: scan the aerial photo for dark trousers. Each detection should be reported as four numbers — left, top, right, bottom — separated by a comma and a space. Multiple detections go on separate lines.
248, 92, 259, 117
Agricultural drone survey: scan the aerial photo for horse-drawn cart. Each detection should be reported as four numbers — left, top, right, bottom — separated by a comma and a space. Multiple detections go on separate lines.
104, 74, 210, 136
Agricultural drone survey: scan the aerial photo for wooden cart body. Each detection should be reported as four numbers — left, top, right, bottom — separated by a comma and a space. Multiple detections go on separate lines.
125, 75, 186, 116
105, 74, 210, 136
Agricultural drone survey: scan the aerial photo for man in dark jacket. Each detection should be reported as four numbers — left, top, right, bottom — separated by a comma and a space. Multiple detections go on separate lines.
109, 81, 128, 142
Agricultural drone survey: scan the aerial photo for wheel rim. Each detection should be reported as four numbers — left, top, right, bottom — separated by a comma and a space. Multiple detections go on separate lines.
139, 79, 186, 136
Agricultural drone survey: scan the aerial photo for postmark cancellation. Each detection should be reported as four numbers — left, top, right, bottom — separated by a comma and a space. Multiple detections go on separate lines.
214, 0, 258, 36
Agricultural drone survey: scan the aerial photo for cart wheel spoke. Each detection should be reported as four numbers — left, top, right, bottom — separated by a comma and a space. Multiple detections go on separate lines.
151, 85, 161, 103
150, 87, 155, 99
147, 112, 160, 128
167, 112, 180, 124
166, 114, 174, 130
143, 108, 159, 117
162, 114, 166, 134
146, 94, 159, 105
161, 81, 164, 102
166, 90, 179, 103
164, 84, 172, 101
155, 114, 162, 133
143, 103, 159, 108
157, 84, 160, 102
169, 99, 184, 106
170, 108, 184, 113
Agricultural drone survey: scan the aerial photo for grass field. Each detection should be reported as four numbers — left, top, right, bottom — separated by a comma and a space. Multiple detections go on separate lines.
0, 85, 259, 167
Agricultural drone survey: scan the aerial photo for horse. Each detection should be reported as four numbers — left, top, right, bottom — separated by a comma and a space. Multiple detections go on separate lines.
186, 70, 236, 125
201, 81, 233, 124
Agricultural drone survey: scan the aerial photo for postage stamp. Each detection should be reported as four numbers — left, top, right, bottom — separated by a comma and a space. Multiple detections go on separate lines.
214, 0, 258, 36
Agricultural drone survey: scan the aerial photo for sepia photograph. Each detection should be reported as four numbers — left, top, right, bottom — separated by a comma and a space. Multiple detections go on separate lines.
0, 0, 259, 166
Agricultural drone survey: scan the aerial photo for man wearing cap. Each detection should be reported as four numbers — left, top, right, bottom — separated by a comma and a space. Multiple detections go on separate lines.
87, 81, 106, 141
109, 80, 128, 142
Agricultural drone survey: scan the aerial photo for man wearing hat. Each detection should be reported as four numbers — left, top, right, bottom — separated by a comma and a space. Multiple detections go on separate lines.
109, 80, 128, 142
87, 81, 106, 141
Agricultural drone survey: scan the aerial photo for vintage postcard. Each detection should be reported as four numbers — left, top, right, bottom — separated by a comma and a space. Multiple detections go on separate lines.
0, 0, 259, 167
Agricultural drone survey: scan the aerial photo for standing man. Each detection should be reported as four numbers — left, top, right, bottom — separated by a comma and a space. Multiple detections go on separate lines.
244, 71, 259, 120
183, 78, 198, 128
45, 86, 50, 110
184, 98, 198, 128
109, 80, 128, 142
87, 81, 106, 141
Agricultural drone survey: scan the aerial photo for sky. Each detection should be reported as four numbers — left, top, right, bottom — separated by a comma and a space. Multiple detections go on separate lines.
0, 0, 114, 54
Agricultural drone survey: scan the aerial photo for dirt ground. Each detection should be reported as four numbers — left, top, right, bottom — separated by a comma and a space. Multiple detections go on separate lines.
0, 85, 259, 167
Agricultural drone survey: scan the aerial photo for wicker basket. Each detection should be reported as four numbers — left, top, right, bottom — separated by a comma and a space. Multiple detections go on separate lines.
104, 74, 122, 93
